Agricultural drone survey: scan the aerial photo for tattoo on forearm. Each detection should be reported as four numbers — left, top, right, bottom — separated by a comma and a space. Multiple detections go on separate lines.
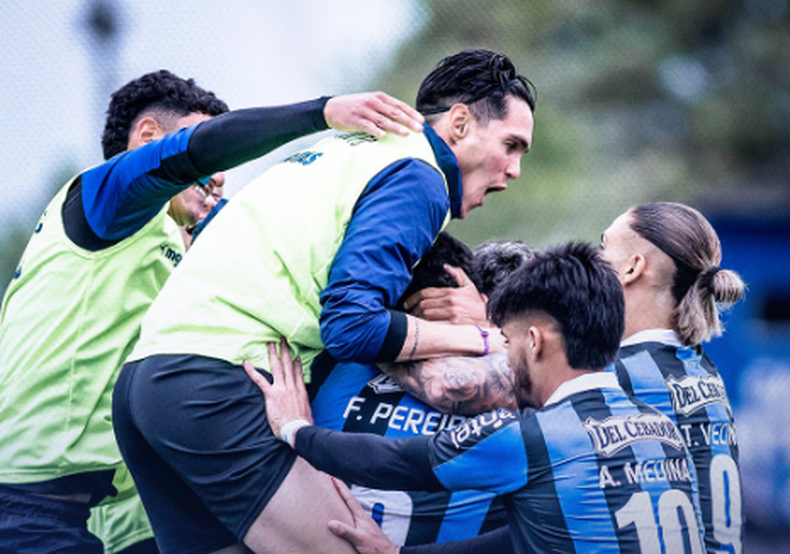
408, 318, 420, 361
381, 352, 516, 415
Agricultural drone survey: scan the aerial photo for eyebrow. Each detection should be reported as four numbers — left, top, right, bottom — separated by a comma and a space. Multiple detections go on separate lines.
511, 134, 530, 153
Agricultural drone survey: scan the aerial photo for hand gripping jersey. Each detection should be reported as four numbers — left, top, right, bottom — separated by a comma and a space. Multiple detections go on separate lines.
610, 329, 743, 553
311, 360, 507, 545
295, 373, 707, 553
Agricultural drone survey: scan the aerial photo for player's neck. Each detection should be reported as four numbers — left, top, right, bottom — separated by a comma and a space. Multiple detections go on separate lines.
623, 289, 674, 341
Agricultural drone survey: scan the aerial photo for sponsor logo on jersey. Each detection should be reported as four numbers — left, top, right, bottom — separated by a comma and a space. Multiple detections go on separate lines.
34, 208, 48, 234
448, 408, 517, 449
583, 413, 685, 457
159, 243, 182, 266
338, 132, 378, 146
367, 374, 405, 394
664, 373, 732, 416
283, 151, 324, 165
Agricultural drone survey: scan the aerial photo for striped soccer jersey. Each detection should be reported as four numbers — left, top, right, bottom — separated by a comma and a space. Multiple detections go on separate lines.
610, 329, 743, 553
426, 373, 706, 553
311, 361, 508, 546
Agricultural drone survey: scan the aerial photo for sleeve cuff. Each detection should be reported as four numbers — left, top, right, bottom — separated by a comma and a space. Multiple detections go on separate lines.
313, 96, 331, 131
375, 309, 407, 362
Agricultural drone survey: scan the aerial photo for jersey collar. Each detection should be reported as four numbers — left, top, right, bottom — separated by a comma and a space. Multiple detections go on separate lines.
620, 328, 682, 348
543, 371, 621, 408
423, 124, 462, 219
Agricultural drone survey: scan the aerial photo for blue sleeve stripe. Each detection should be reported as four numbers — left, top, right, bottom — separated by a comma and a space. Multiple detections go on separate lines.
432, 421, 527, 495
537, 402, 621, 549
619, 349, 678, 424
82, 125, 202, 240
435, 490, 496, 543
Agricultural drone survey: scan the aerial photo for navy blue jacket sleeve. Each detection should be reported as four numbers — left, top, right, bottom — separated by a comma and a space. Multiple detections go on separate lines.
294, 426, 445, 491
80, 98, 329, 241
319, 159, 449, 363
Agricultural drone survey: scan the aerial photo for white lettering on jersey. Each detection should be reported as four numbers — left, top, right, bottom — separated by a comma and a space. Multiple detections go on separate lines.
665, 374, 732, 417
583, 413, 685, 457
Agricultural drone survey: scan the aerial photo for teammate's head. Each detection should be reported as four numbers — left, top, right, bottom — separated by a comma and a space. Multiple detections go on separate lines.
417, 50, 536, 219
416, 50, 536, 125
604, 202, 745, 346
473, 239, 537, 297
101, 70, 229, 160
101, 71, 228, 229
399, 232, 483, 305
489, 241, 625, 370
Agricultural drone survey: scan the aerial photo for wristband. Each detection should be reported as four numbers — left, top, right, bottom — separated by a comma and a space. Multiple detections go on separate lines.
474, 325, 490, 357
279, 419, 310, 448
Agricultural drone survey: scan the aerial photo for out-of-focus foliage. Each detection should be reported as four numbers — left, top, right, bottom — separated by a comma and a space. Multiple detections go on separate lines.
377, 0, 789, 248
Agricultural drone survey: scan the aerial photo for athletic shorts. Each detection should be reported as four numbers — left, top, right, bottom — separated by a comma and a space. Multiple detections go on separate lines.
0, 485, 103, 554
113, 354, 297, 554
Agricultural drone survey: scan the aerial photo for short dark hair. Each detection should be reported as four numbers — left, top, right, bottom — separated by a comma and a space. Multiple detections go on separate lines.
101, 70, 229, 160
488, 241, 624, 369
399, 232, 483, 304
416, 49, 536, 125
473, 239, 537, 297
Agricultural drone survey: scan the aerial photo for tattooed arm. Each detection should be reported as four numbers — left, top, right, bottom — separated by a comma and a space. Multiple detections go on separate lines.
378, 352, 517, 415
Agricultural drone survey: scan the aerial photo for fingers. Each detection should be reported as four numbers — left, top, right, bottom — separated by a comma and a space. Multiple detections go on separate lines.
331, 476, 364, 519
324, 92, 423, 139
402, 288, 449, 311
327, 519, 356, 540
267, 342, 284, 384
279, 336, 295, 389
294, 356, 308, 399
242, 359, 269, 393
443, 264, 474, 288
372, 93, 424, 134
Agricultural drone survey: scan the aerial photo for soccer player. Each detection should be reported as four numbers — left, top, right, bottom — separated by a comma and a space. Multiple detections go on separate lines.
113, 49, 536, 553
0, 68, 425, 554
251, 242, 707, 553
601, 202, 745, 553
309, 233, 516, 546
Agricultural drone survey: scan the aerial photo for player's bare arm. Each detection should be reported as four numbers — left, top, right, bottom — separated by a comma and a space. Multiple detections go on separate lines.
379, 351, 517, 415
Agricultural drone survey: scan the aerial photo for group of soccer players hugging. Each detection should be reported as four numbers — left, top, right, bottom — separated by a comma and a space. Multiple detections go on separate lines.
0, 49, 744, 554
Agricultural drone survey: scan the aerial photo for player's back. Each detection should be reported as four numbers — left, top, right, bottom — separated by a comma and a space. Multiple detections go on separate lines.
429, 374, 706, 553
311, 356, 507, 546
611, 331, 742, 553
127, 130, 446, 372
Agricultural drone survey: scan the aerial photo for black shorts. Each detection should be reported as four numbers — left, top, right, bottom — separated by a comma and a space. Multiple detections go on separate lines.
113, 354, 297, 554
0, 486, 103, 554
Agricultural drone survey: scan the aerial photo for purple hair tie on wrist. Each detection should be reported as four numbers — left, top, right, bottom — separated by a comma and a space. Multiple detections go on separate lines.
474, 324, 490, 357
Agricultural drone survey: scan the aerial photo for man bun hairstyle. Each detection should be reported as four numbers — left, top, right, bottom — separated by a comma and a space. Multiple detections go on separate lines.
488, 241, 624, 369
101, 70, 229, 160
473, 239, 537, 297
630, 202, 746, 346
416, 49, 536, 124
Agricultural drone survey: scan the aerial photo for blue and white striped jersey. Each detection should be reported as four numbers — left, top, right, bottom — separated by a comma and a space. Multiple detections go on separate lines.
610, 329, 743, 554
297, 372, 706, 553
311, 360, 507, 546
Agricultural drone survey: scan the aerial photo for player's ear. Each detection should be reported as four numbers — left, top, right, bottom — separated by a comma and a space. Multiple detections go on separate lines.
528, 325, 543, 360
621, 253, 646, 286
447, 104, 472, 141
128, 117, 163, 150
